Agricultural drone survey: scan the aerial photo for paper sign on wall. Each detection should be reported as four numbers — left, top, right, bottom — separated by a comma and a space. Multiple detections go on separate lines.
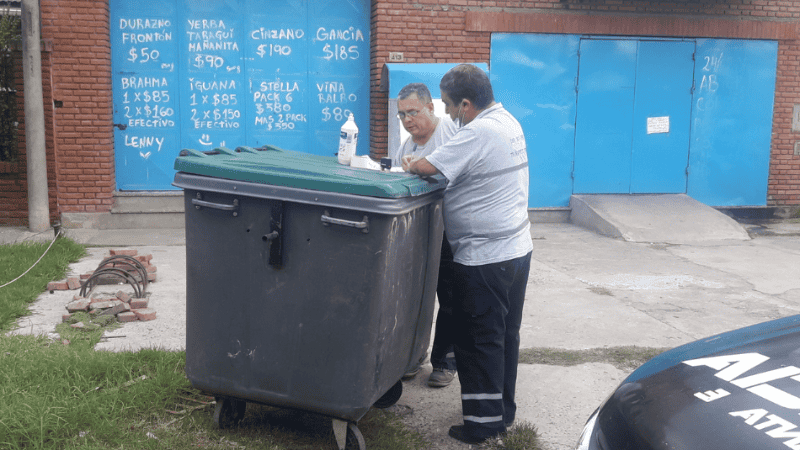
647, 116, 670, 134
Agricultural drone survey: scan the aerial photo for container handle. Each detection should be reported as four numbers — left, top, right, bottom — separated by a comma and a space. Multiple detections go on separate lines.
263, 201, 284, 268
192, 196, 239, 217
321, 210, 369, 234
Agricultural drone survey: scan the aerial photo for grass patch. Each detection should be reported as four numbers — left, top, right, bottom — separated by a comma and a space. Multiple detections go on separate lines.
519, 346, 672, 371
0, 333, 428, 450
0, 236, 85, 332
480, 421, 542, 450
0, 335, 190, 449
55, 311, 120, 348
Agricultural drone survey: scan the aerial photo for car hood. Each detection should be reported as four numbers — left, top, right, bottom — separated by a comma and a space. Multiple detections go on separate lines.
596, 314, 800, 450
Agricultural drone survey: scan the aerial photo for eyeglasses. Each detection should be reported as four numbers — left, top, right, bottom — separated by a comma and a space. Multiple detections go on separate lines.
397, 110, 421, 120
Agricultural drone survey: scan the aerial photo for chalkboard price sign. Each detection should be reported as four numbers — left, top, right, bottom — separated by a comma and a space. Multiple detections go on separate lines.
111, 0, 370, 190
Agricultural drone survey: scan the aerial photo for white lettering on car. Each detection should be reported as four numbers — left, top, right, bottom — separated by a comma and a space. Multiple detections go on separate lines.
684, 353, 800, 448
729, 410, 800, 449
684, 353, 770, 381
695, 388, 731, 402
683, 353, 800, 409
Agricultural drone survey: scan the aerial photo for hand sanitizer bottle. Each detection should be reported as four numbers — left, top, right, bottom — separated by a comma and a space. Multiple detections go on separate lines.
337, 114, 358, 165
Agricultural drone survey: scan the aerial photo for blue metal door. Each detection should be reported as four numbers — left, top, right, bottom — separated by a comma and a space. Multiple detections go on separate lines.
573, 39, 636, 194
490, 34, 776, 207
491, 34, 580, 208
631, 40, 694, 193
573, 38, 694, 194
688, 39, 778, 206
110, 0, 370, 190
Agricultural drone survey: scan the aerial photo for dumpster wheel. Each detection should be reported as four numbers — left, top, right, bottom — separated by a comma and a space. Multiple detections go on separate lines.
213, 396, 246, 429
332, 419, 365, 450
372, 380, 403, 409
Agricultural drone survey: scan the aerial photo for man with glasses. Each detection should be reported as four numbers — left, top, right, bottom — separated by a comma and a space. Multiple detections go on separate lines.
394, 83, 459, 389
391, 83, 457, 168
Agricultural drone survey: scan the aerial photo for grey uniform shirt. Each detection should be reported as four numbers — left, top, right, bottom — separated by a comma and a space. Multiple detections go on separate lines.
426, 103, 533, 266
391, 116, 457, 167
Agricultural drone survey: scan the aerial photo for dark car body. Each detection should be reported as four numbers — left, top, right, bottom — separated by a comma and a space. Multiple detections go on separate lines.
576, 314, 800, 450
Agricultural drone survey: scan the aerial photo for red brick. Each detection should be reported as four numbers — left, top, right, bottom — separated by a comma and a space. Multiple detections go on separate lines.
89, 300, 115, 310
146, 265, 157, 273
99, 301, 126, 316
132, 308, 157, 321
66, 298, 90, 312
148, 273, 157, 282
67, 277, 81, 290
109, 249, 137, 257
136, 254, 153, 264
117, 312, 138, 322
49, 281, 69, 291
62, 313, 72, 322
80, 272, 92, 280
116, 290, 131, 303
129, 298, 149, 309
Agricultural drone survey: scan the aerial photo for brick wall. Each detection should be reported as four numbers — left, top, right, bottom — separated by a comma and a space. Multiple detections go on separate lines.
1, 0, 114, 226
773, 41, 800, 206
370, 0, 800, 208
41, 0, 115, 215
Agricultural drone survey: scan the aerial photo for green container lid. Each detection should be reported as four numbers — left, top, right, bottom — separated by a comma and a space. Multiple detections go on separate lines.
173, 146, 445, 198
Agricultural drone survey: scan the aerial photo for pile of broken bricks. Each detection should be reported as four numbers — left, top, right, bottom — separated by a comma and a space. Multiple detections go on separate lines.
49, 249, 158, 325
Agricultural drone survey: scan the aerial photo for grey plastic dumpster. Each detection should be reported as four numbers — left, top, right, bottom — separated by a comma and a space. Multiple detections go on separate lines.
173, 145, 445, 450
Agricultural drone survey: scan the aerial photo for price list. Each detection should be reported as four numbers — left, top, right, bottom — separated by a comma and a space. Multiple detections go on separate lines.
110, 0, 370, 190
117, 18, 178, 131
180, 16, 246, 150
111, 5, 180, 190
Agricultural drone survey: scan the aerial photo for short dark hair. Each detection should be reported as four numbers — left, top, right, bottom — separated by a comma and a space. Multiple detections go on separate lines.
439, 64, 494, 109
397, 83, 433, 104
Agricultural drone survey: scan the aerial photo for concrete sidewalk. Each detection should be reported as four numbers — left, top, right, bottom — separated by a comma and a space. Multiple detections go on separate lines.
3, 219, 800, 449
514, 220, 800, 449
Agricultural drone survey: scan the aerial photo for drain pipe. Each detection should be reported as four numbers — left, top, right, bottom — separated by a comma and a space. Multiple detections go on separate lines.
21, 0, 50, 233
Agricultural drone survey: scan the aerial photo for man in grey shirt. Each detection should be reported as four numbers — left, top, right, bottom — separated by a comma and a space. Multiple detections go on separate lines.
394, 83, 459, 388
404, 64, 533, 445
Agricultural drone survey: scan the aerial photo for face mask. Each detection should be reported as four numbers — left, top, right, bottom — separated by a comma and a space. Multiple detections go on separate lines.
456, 105, 464, 128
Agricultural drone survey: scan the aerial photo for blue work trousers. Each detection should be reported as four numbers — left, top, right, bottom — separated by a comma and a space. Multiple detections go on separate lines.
452, 251, 532, 438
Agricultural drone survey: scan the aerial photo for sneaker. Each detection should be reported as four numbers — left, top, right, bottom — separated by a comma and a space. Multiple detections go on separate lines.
402, 365, 421, 380
427, 367, 455, 387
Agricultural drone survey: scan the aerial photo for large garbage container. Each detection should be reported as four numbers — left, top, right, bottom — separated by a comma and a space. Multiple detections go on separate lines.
173, 145, 445, 450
